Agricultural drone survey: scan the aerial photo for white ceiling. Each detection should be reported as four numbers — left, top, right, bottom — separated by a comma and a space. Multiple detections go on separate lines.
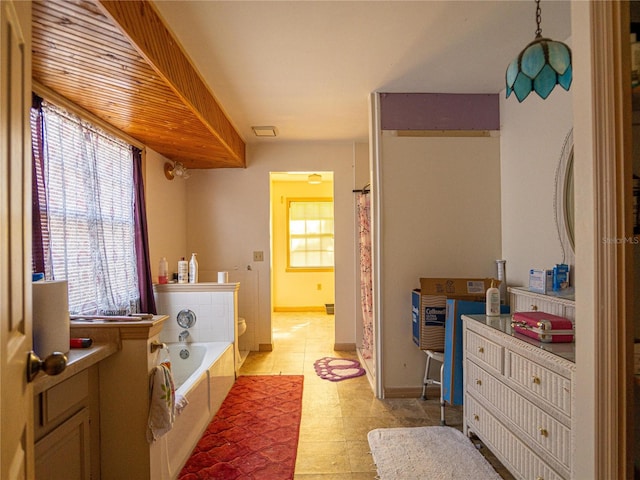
153, 0, 571, 144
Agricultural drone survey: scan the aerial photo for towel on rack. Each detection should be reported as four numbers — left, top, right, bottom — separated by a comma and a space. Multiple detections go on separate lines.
146, 362, 176, 443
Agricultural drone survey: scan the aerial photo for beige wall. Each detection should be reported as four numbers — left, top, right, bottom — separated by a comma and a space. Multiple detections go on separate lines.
183, 142, 356, 350
499, 60, 574, 288
271, 178, 335, 310
379, 133, 502, 390
144, 148, 188, 284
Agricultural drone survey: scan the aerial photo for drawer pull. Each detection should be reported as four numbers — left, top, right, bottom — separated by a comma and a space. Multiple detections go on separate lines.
532, 375, 541, 385
473, 414, 479, 421
478, 347, 484, 354
476, 379, 482, 386
538, 427, 549, 437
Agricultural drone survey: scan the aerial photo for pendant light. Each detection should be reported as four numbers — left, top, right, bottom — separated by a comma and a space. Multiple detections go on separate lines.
505, 0, 572, 102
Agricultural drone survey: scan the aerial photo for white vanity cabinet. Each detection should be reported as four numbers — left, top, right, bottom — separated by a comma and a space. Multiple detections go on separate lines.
462, 315, 575, 480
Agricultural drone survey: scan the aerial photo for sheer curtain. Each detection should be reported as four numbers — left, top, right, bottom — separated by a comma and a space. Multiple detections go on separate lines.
31, 98, 153, 315
357, 192, 373, 359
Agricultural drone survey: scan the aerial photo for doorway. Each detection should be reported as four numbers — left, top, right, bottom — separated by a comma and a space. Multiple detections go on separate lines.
269, 172, 335, 320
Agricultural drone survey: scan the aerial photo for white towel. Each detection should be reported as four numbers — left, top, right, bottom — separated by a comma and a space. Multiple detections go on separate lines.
175, 394, 188, 416
146, 362, 176, 443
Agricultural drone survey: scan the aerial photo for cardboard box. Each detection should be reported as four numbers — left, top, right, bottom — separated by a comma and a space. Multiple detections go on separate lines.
412, 277, 498, 350
529, 269, 553, 294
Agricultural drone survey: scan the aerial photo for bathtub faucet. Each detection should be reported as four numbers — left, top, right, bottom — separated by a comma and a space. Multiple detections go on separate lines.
179, 330, 190, 342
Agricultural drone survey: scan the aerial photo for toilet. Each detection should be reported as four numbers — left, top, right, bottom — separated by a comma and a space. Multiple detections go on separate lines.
237, 317, 247, 336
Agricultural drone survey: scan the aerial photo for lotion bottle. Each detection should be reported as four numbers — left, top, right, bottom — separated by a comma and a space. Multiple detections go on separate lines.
486, 280, 500, 317
158, 257, 168, 284
177, 257, 188, 284
188, 253, 198, 283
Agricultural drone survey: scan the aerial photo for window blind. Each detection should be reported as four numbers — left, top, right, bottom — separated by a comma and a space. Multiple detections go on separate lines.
33, 101, 139, 315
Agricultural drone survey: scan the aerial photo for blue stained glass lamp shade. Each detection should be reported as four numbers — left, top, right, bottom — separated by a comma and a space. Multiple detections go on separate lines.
506, 37, 572, 102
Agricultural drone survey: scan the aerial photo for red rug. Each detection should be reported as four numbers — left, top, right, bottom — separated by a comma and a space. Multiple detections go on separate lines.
178, 375, 304, 480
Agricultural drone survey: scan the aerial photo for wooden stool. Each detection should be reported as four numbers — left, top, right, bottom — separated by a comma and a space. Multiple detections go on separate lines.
421, 349, 446, 425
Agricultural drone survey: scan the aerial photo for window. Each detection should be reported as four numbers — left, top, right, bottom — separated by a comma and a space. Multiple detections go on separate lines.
31, 100, 140, 315
287, 198, 334, 270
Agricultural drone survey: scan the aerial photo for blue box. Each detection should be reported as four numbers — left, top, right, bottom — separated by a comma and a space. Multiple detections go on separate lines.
412, 289, 447, 349
553, 264, 570, 291
442, 300, 509, 406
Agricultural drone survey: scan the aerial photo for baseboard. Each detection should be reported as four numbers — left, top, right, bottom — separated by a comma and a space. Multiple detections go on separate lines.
333, 343, 356, 351
383, 386, 433, 398
273, 306, 326, 312
258, 343, 273, 352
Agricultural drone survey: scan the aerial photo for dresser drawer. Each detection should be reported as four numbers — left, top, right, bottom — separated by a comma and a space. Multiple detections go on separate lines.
467, 361, 572, 471
466, 394, 565, 480
465, 329, 504, 374
506, 351, 572, 416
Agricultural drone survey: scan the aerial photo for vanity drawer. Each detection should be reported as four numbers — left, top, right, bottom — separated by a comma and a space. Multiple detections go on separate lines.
506, 351, 572, 417
465, 329, 504, 375
466, 394, 565, 480
467, 361, 572, 471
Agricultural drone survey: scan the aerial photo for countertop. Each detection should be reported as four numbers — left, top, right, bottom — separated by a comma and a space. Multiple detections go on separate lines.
32, 341, 118, 395
463, 314, 575, 363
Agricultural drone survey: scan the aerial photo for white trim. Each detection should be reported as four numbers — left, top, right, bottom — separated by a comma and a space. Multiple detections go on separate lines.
369, 92, 384, 398
572, 1, 631, 477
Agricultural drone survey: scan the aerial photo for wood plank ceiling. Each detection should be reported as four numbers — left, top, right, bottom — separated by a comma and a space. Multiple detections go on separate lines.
31, 0, 245, 169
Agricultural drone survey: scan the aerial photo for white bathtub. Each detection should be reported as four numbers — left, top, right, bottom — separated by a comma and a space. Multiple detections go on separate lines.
150, 341, 235, 480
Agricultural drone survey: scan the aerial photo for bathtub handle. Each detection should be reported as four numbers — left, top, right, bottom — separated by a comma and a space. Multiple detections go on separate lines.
150, 341, 167, 354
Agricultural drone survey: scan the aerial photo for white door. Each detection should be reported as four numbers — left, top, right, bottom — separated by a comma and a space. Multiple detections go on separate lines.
1, 1, 34, 478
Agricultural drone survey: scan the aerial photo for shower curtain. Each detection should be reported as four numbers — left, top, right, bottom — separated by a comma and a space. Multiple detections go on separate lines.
357, 192, 373, 359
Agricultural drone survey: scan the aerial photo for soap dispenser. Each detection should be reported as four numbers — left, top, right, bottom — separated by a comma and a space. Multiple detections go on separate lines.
486, 280, 500, 317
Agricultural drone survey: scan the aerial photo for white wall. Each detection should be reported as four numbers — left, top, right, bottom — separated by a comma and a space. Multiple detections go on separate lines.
144, 148, 188, 285
184, 142, 357, 350
379, 134, 502, 391
499, 50, 574, 288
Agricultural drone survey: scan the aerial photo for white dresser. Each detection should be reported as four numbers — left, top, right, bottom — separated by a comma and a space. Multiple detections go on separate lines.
508, 286, 575, 321
462, 314, 575, 480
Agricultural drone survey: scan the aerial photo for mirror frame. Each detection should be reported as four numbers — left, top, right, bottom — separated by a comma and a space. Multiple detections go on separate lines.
554, 128, 575, 270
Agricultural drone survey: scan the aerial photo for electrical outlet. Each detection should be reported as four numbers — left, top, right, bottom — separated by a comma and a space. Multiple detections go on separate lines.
253, 251, 264, 262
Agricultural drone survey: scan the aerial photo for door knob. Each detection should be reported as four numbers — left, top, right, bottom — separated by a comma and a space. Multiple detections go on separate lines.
26, 351, 67, 383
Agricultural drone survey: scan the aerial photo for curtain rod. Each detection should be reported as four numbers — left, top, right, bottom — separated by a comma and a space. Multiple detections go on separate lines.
352, 183, 370, 194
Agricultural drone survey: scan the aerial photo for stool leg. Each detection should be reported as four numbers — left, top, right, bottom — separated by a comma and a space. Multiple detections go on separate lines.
422, 354, 431, 400
439, 362, 446, 426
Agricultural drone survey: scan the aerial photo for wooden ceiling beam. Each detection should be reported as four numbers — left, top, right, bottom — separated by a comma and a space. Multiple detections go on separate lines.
97, 0, 245, 167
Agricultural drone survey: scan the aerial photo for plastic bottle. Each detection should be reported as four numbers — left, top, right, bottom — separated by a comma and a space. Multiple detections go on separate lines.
188, 253, 198, 283
158, 257, 168, 284
496, 259, 507, 305
177, 257, 188, 284
485, 280, 500, 317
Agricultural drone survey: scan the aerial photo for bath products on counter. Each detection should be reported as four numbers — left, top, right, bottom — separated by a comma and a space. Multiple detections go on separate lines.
178, 257, 188, 284
158, 257, 168, 284
217, 271, 229, 283
70, 337, 93, 348
485, 280, 500, 317
189, 253, 199, 283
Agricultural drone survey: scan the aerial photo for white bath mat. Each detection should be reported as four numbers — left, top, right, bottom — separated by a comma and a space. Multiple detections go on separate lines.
367, 426, 502, 480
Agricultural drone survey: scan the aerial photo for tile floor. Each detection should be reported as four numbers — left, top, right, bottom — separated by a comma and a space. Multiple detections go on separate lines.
239, 311, 514, 480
